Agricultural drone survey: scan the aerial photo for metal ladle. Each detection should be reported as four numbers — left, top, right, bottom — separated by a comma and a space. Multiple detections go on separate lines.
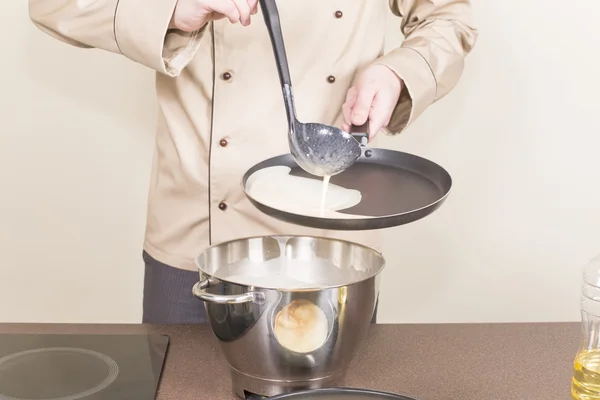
259, 0, 367, 177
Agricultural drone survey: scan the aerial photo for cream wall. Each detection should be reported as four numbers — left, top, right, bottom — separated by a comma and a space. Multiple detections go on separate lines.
1, 1, 598, 323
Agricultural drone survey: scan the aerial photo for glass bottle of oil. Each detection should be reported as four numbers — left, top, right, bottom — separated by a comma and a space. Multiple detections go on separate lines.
572, 254, 600, 399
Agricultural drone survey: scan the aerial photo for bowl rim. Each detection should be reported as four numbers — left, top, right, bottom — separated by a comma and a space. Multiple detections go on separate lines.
194, 234, 386, 291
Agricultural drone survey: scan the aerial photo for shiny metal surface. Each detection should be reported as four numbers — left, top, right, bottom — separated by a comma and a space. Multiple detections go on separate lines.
267, 387, 417, 399
192, 279, 266, 305
192, 236, 385, 398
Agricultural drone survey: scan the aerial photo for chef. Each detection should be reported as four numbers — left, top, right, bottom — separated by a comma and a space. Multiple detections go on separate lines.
28, 0, 477, 324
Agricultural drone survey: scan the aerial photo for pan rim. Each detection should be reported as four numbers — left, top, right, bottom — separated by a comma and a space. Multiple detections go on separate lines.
240, 150, 452, 223
264, 386, 418, 399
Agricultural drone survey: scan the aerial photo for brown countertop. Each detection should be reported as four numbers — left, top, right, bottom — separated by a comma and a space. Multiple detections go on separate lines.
0, 323, 578, 399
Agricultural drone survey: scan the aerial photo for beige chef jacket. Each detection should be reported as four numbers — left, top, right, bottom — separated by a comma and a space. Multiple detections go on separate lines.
28, 0, 477, 271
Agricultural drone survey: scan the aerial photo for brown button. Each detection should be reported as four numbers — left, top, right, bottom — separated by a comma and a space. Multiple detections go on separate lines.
327, 75, 336, 83
334, 10, 343, 18
219, 138, 228, 147
218, 202, 227, 211
221, 72, 232, 81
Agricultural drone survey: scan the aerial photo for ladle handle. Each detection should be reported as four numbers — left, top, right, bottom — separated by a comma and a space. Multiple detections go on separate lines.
259, 0, 292, 87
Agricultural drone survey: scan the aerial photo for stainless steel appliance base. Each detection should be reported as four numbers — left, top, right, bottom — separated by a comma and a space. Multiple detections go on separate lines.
230, 367, 345, 399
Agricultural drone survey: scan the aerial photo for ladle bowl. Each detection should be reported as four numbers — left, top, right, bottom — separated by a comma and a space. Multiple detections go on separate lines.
289, 120, 363, 177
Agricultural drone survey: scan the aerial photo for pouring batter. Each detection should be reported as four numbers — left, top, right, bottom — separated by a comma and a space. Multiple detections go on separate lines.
246, 166, 367, 218
320, 175, 331, 215
28, 0, 478, 324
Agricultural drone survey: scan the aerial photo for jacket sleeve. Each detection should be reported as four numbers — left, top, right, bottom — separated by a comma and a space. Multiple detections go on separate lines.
375, 0, 478, 134
28, 0, 205, 77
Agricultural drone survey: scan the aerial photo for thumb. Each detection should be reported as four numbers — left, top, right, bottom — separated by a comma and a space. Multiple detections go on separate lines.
367, 91, 394, 138
350, 84, 377, 126
341, 87, 358, 131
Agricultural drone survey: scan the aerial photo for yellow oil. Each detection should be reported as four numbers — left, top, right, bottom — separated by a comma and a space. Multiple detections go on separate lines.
572, 349, 600, 399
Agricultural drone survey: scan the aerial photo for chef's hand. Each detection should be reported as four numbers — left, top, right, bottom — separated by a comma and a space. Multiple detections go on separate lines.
342, 64, 403, 141
170, 0, 259, 32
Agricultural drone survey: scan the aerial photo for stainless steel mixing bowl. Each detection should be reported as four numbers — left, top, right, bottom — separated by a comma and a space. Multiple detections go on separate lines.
192, 235, 385, 398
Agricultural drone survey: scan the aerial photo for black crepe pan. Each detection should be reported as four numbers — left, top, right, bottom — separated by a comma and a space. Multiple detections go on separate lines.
245, 387, 417, 400
241, 134, 452, 231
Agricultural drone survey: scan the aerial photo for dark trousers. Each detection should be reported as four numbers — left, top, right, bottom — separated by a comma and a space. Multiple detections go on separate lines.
142, 251, 378, 324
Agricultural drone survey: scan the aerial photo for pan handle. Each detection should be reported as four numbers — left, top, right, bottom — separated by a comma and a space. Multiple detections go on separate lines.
192, 279, 266, 305
351, 133, 369, 147
350, 122, 369, 147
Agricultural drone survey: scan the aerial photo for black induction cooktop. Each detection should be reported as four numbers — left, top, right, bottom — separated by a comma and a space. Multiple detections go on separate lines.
0, 333, 169, 400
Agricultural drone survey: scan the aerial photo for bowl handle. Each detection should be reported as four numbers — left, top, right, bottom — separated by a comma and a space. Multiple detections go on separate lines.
192, 279, 266, 305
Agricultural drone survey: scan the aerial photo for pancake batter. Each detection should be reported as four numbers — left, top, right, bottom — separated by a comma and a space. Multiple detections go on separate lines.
246, 166, 366, 218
